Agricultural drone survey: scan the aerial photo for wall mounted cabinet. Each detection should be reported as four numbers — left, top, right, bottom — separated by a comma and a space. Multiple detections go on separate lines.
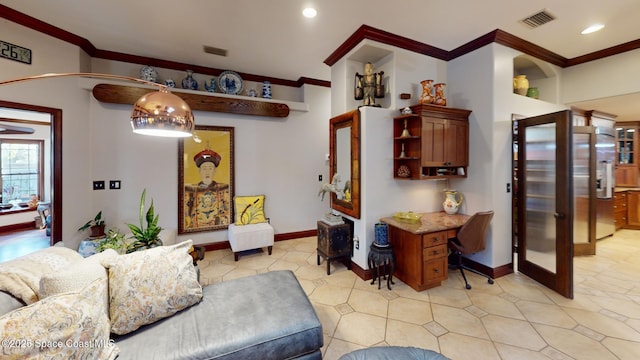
615, 122, 639, 187
393, 104, 471, 180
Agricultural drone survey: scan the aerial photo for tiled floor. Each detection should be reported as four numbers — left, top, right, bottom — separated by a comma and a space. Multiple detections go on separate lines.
198, 229, 640, 360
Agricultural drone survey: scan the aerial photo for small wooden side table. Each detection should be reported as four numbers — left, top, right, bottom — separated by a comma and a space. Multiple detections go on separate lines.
368, 242, 395, 290
317, 221, 352, 275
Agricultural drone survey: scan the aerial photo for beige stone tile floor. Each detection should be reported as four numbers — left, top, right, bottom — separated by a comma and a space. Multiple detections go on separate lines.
198, 229, 640, 360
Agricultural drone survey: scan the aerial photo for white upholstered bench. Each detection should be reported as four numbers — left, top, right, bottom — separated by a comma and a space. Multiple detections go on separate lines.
228, 222, 274, 261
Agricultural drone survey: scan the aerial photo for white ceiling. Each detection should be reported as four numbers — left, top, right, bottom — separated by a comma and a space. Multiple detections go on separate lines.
3, 0, 640, 120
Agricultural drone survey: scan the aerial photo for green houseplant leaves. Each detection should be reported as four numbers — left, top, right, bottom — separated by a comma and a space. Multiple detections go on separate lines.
126, 189, 162, 253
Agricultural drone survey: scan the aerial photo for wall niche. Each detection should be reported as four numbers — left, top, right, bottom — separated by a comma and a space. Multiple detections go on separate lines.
513, 54, 559, 104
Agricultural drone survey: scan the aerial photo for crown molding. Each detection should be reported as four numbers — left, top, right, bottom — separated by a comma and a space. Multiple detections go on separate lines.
324, 24, 449, 66
3, 4, 640, 87
0, 4, 328, 89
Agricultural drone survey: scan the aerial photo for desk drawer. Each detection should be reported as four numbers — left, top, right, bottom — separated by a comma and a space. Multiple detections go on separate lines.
423, 258, 447, 282
423, 244, 447, 261
422, 231, 446, 247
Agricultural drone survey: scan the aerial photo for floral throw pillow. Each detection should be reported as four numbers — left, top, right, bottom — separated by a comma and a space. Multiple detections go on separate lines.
103, 240, 203, 335
234, 195, 267, 225
0, 246, 83, 304
0, 277, 119, 360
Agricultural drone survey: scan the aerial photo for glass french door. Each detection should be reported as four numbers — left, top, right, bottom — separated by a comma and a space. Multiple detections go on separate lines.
517, 110, 573, 299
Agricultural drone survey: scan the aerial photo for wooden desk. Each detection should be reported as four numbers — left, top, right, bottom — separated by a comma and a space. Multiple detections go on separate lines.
381, 212, 470, 291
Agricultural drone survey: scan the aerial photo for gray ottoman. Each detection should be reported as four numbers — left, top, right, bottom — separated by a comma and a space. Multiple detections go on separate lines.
338, 346, 450, 360
115, 270, 323, 359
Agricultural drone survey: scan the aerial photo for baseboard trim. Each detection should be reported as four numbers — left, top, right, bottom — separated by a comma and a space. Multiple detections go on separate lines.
349, 260, 371, 281
195, 228, 318, 252
461, 257, 514, 279
0, 221, 37, 234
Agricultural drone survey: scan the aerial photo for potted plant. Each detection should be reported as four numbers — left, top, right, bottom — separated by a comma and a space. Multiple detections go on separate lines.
126, 189, 162, 253
78, 211, 106, 238
96, 228, 127, 254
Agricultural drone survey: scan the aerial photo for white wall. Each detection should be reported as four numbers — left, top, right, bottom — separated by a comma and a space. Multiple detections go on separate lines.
0, 20, 94, 248
561, 48, 640, 104
448, 43, 567, 269
0, 20, 331, 251
330, 43, 450, 269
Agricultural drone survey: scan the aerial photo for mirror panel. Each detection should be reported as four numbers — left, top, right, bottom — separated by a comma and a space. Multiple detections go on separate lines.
335, 126, 351, 201
330, 109, 360, 219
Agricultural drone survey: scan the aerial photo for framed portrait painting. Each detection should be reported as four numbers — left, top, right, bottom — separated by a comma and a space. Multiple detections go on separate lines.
178, 125, 235, 234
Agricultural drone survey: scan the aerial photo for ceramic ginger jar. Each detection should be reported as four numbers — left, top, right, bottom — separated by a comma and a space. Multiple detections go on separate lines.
443, 190, 463, 215
513, 75, 529, 96
182, 70, 198, 90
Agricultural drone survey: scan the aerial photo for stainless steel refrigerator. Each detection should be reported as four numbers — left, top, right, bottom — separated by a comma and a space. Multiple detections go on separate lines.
594, 126, 616, 239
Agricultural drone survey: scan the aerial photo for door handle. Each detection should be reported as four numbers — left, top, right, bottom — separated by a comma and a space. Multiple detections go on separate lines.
554, 212, 565, 219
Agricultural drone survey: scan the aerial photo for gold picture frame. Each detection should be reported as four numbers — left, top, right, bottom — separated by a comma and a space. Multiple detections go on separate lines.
178, 125, 235, 233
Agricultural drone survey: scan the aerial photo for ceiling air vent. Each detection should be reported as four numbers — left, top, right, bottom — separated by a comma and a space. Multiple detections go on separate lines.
521, 9, 555, 28
203, 45, 228, 57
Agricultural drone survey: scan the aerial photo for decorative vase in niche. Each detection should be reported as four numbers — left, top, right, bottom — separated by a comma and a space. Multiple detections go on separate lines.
140, 65, 158, 83
443, 190, 463, 215
247, 88, 258, 97
419, 79, 434, 104
182, 70, 198, 90
164, 79, 176, 88
526, 87, 539, 99
262, 81, 272, 99
204, 78, 217, 92
375, 222, 389, 246
513, 75, 529, 95
434, 83, 447, 106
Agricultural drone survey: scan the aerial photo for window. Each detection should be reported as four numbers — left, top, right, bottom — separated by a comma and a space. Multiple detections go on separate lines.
0, 139, 44, 205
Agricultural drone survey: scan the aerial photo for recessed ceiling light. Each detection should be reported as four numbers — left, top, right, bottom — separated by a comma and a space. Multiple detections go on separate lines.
581, 24, 604, 35
302, 7, 317, 18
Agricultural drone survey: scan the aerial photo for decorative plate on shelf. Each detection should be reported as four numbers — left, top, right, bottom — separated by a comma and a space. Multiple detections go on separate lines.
217, 70, 243, 95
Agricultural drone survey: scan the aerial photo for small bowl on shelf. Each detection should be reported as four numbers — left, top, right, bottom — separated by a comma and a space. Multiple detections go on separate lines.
18, 202, 30, 208
0, 204, 14, 210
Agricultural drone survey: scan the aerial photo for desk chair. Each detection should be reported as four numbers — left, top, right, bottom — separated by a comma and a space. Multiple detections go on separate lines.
448, 210, 495, 290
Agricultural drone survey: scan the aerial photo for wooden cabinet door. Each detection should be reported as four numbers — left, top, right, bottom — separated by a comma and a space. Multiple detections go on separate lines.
421, 118, 469, 167
388, 226, 422, 287
444, 119, 469, 167
615, 165, 639, 187
628, 192, 640, 227
421, 117, 447, 167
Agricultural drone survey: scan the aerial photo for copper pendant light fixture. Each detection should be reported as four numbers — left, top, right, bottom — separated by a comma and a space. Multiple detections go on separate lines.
0, 72, 194, 138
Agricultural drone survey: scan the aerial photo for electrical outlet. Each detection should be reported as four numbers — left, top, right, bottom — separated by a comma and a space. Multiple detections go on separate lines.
318, 174, 323, 182
506, 183, 511, 193
93, 181, 105, 190
109, 180, 121, 190
354, 236, 359, 250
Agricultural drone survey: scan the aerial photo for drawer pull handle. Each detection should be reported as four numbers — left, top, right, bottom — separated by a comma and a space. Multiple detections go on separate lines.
433, 269, 440, 273
431, 237, 438, 242
433, 250, 441, 255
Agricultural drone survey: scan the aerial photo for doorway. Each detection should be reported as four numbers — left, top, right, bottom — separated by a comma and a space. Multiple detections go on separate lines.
0, 100, 62, 245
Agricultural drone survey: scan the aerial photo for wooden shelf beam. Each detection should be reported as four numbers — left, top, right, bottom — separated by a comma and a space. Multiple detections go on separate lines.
92, 83, 290, 118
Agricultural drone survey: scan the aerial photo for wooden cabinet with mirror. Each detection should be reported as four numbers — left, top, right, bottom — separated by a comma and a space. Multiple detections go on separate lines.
393, 104, 471, 180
